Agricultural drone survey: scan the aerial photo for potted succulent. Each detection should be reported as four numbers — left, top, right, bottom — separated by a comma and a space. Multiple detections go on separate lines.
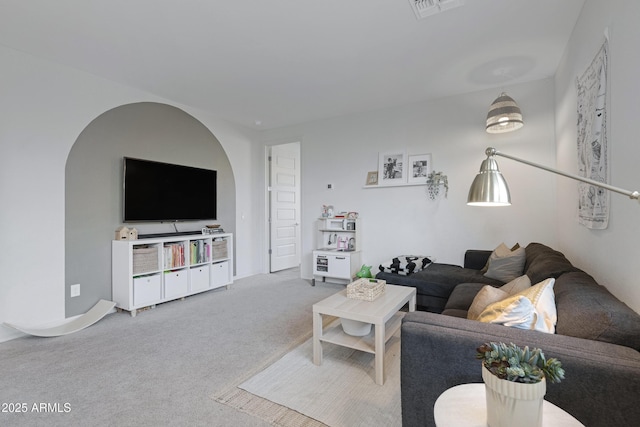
476, 342, 565, 427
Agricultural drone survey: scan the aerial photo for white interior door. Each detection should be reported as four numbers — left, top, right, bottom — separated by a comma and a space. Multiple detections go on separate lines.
269, 142, 301, 272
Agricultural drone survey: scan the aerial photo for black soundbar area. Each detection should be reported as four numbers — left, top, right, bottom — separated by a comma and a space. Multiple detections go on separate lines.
139, 231, 202, 239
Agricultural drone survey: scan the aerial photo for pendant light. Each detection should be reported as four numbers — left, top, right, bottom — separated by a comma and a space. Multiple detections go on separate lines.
486, 92, 524, 133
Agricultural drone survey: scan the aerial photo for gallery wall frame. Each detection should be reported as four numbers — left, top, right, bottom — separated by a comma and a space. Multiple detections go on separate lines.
408, 153, 432, 184
366, 171, 378, 186
378, 151, 407, 185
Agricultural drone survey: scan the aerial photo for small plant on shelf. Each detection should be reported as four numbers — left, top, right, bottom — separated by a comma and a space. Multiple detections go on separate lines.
426, 171, 448, 200
476, 342, 565, 384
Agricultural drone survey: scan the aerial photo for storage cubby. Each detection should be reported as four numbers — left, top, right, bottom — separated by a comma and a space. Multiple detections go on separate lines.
189, 265, 210, 293
112, 233, 233, 316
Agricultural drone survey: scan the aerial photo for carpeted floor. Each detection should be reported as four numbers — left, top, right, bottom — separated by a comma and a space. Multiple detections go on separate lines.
0, 269, 347, 427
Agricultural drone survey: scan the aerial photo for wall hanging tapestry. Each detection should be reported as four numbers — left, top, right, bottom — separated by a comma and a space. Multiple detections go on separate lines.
576, 38, 609, 229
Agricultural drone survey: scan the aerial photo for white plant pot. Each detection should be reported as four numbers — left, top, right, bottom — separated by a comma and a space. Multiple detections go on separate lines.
340, 318, 372, 336
482, 365, 546, 427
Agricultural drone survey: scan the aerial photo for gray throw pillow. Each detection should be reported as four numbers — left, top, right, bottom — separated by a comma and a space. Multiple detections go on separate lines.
484, 246, 526, 282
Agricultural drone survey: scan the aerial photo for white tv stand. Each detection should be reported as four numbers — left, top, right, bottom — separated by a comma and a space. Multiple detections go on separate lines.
112, 233, 233, 317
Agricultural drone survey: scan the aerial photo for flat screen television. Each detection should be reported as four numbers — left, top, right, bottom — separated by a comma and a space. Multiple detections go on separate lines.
123, 157, 217, 222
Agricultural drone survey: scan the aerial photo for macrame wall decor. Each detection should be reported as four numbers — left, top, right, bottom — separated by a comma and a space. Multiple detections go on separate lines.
576, 38, 609, 229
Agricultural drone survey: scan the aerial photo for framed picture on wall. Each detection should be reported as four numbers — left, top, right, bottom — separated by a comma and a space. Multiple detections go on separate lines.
408, 154, 432, 184
378, 151, 407, 185
365, 171, 378, 186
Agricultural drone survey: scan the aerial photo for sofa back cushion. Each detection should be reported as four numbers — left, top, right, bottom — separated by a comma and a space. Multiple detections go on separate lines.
555, 271, 640, 351
524, 243, 581, 284
464, 250, 493, 270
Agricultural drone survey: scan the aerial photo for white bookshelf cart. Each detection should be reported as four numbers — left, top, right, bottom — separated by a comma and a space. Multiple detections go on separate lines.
312, 217, 361, 285
112, 233, 233, 317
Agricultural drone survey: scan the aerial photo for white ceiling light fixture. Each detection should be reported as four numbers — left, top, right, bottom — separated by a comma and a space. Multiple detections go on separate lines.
486, 92, 524, 133
409, 0, 464, 20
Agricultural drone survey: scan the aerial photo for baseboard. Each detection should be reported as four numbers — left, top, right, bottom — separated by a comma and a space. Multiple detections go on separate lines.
0, 325, 25, 343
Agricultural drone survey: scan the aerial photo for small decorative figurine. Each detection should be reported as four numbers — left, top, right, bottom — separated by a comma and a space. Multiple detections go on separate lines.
115, 226, 130, 240
356, 264, 373, 279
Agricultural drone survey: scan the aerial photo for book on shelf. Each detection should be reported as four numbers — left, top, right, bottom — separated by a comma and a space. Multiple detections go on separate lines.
190, 240, 210, 264
163, 243, 185, 268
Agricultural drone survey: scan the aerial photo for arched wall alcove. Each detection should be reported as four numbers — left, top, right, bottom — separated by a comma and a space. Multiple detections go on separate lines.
65, 102, 236, 317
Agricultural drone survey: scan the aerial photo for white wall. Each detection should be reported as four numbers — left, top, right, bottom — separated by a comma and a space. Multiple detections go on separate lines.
4, 0, 636, 345
555, 0, 640, 313
186, 113, 263, 279
0, 46, 260, 342
262, 79, 559, 280
65, 103, 237, 316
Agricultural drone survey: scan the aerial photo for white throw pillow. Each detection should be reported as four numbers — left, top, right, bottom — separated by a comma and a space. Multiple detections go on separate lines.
477, 295, 536, 329
517, 278, 557, 333
477, 278, 557, 333
467, 286, 509, 321
467, 275, 531, 321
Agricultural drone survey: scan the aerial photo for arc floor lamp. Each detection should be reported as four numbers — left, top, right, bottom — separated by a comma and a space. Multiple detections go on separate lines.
467, 147, 640, 206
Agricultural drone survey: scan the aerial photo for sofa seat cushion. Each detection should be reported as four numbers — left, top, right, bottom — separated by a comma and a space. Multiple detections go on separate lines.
554, 271, 640, 351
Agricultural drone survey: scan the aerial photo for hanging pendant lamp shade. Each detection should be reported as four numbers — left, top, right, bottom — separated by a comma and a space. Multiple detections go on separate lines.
486, 92, 524, 133
467, 156, 511, 206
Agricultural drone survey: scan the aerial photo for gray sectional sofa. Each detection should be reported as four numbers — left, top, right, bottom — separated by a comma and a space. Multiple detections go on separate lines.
376, 250, 504, 312
395, 243, 640, 427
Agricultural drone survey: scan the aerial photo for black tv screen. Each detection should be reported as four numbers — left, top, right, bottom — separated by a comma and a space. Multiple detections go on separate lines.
123, 157, 217, 222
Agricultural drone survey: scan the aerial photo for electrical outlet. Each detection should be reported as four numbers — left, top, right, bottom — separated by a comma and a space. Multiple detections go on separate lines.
70, 284, 81, 298
327, 183, 334, 189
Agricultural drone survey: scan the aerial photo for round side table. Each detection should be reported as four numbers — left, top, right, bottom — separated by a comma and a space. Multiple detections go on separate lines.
433, 383, 584, 427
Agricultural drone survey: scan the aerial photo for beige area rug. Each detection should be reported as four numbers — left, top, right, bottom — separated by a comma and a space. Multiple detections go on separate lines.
214, 325, 402, 427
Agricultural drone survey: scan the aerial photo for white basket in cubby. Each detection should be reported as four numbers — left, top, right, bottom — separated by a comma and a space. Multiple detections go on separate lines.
346, 278, 386, 301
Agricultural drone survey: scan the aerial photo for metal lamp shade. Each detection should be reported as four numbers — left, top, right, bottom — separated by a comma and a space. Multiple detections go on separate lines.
467, 158, 511, 206
486, 92, 524, 133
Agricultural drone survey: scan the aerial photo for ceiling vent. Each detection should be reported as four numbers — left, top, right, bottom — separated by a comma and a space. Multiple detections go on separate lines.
409, 0, 464, 19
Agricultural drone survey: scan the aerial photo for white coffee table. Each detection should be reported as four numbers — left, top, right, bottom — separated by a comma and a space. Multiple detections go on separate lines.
312, 284, 416, 385
434, 383, 584, 426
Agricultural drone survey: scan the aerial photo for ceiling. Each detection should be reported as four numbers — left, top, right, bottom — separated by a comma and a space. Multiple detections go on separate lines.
0, 0, 585, 130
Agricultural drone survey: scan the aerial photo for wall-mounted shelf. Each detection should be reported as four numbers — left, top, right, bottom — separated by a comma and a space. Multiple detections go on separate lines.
363, 182, 427, 189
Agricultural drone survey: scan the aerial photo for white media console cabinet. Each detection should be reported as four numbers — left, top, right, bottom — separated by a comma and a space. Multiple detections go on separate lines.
112, 233, 233, 317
